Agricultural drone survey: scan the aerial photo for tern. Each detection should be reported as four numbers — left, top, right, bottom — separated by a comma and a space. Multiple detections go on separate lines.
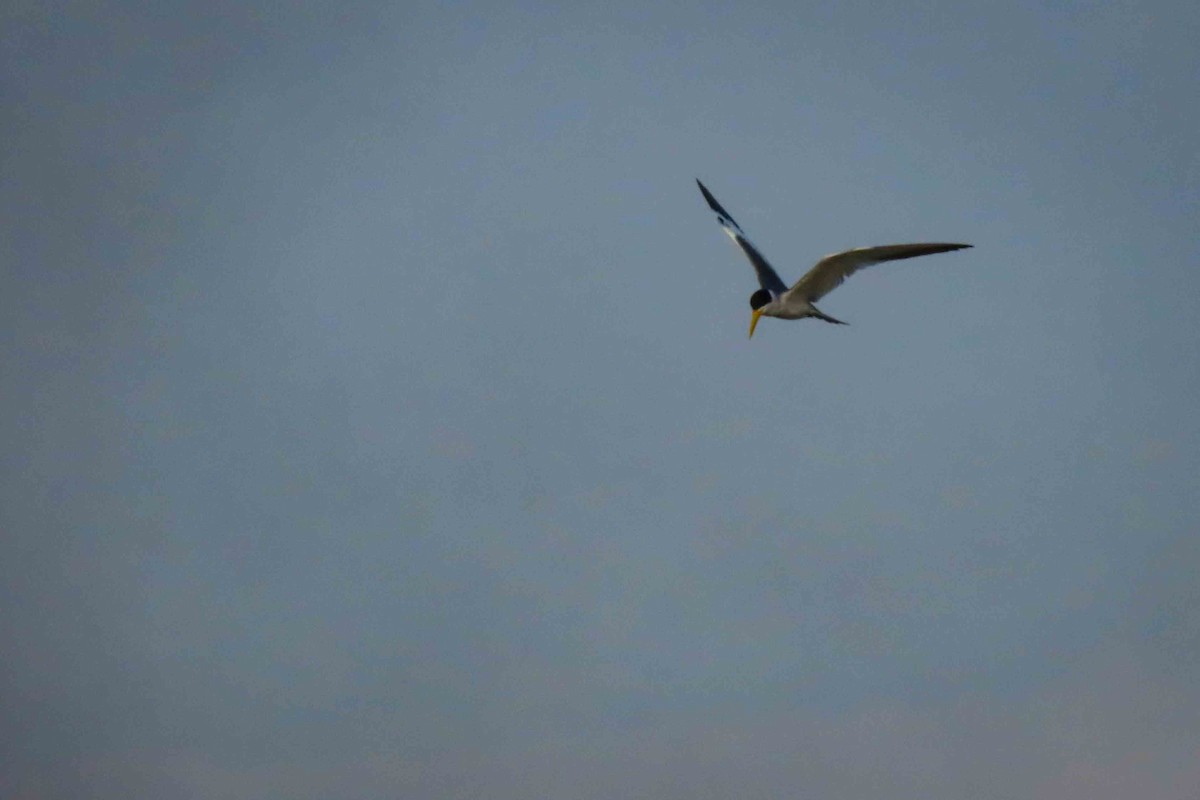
696, 179, 972, 337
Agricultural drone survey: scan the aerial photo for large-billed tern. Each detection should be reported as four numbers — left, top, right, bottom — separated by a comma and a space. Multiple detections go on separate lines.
696, 179, 972, 337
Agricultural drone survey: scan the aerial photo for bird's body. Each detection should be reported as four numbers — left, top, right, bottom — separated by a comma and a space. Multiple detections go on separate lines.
696, 179, 972, 337
761, 298, 840, 322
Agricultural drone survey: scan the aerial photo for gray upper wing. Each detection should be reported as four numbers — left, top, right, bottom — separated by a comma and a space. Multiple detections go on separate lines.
786, 243, 972, 302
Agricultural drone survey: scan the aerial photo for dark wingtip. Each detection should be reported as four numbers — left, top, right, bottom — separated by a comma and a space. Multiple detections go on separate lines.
927, 243, 974, 256
695, 179, 739, 228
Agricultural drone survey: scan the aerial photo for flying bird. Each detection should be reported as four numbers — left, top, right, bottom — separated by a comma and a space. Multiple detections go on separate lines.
696, 179, 972, 337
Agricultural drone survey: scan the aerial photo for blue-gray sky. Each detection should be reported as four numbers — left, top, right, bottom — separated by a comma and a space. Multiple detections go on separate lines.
3, 1, 1198, 797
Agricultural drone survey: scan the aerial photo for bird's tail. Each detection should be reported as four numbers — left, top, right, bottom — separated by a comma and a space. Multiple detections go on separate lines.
811, 307, 848, 325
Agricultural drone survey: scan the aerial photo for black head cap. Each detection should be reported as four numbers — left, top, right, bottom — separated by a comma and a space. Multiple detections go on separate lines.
749, 289, 772, 311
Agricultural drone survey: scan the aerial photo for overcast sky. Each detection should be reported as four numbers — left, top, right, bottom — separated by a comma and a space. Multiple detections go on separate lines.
3, 1, 1198, 798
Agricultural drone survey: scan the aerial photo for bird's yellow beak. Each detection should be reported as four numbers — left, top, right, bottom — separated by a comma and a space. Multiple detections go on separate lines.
749, 308, 764, 339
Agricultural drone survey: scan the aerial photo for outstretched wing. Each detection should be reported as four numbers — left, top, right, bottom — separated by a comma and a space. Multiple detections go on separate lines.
696, 179, 788, 296
786, 243, 972, 303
